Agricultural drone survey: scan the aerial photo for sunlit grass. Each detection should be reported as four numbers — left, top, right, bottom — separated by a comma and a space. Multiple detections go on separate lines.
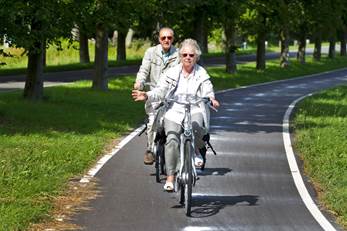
293, 86, 347, 228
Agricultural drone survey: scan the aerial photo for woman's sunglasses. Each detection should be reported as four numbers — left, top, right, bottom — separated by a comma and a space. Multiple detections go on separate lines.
182, 53, 195, 58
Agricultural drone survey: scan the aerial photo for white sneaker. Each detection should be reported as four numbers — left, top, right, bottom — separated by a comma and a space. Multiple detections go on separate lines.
194, 154, 203, 167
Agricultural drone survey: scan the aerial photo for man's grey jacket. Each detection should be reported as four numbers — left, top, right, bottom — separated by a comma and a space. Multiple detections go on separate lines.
136, 44, 179, 89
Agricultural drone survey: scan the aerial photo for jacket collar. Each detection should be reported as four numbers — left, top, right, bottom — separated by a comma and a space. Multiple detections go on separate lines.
155, 44, 177, 58
169, 64, 208, 82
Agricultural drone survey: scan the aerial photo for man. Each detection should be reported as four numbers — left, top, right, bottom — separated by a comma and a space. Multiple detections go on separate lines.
134, 27, 179, 165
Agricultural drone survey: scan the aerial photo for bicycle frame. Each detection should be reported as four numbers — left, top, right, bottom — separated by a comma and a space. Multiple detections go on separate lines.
161, 94, 214, 216
178, 102, 197, 186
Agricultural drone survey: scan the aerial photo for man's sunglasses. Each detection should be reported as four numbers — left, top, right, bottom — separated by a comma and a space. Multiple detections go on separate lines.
160, 36, 173, 41
182, 53, 195, 58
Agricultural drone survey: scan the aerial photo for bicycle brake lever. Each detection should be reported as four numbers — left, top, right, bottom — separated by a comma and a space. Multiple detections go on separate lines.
208, 103, 218, 112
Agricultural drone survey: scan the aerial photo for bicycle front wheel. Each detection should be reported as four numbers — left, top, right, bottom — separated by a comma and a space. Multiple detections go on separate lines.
184, 140, 193, 216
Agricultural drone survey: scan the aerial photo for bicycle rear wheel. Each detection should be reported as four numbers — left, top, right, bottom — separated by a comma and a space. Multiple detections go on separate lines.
155, 142, 164, 183
179, 183, 185, 205
160, 139, 166, 175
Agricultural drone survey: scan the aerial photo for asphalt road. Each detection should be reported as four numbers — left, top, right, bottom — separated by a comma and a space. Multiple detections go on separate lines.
72, 68, 347, 230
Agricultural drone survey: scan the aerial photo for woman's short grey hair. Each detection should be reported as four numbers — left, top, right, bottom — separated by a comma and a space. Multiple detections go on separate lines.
179, 38, 202, 61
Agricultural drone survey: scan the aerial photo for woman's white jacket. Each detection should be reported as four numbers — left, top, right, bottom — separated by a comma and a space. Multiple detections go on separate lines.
147, 63, 215, 131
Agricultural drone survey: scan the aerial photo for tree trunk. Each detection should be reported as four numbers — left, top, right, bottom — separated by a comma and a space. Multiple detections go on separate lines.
193, 9, 208, 54
224, 24, 237, 73
279, 28, 289, 68
24, 41, 44, 100
328, 38, 336, 58
313, 35, 322, 61
79, 31, 90, 64
297, 35, 306, 64
42, 40, 47, 67
117, 29, 126, 63
340, 27, 346, 56
256, 31, 266, 70
92, 23, 108, 91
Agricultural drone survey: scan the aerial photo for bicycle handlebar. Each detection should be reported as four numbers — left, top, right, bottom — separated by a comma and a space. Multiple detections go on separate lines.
166, 94, 218, 112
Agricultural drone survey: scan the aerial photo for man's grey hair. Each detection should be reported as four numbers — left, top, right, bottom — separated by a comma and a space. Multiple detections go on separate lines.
179, 38, 202, 61
159, 27, 174, 36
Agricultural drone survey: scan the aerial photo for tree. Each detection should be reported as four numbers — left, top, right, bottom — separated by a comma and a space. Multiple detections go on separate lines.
242, 0, 276, 70
339, 0, 347, 56
216, 0, 246, 73
326, 0, 344, 59
190, 0, 214, 54
307, 0, 330, 61
339, 26, 347, 56
72, 0, 96, 64
309, 0, 324, 61
274, 0, 293, 68
112, 0, 146, 63
0, 0, 74, 100
155, 0, 215, 52
91, 0, 116, 91
93, 22, 108, 91
290, 0, 311, 64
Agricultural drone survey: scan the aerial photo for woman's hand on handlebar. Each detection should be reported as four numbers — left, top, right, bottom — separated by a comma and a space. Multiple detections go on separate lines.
132, 90, 148, 101
210, 98, 220, 109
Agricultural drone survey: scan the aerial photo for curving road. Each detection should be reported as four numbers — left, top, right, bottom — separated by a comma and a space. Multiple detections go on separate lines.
73, 69, 347, 230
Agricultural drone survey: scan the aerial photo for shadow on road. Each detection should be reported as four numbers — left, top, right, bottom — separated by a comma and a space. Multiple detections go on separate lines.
171, 194, 258, 218
197, 167, 232, 176
191, 195, 258, 218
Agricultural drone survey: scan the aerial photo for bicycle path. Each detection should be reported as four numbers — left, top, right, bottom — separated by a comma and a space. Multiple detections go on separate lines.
73, 68, 347, 230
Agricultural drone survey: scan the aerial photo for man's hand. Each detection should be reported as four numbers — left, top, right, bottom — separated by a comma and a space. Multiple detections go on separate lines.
132, 90, 148, 101
133, 81, 142, 90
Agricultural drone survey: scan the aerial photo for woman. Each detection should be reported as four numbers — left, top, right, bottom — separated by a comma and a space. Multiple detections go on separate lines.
132, 38, 220, 191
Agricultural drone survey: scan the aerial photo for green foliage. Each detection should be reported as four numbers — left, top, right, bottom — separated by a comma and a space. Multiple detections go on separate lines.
0, 0, 74, 53
239, 0, 277, 38
293, 86, 347, 228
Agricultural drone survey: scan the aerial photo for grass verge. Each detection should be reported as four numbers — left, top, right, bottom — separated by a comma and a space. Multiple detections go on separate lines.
0, 77, 145, 230
0, 55, 347, 229
292, 86, 347, 229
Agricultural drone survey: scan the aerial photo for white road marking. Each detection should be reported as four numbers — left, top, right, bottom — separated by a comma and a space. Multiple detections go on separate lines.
80, 125, 146, 183
182, 227, 214, 231
283, 94, 336, 231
